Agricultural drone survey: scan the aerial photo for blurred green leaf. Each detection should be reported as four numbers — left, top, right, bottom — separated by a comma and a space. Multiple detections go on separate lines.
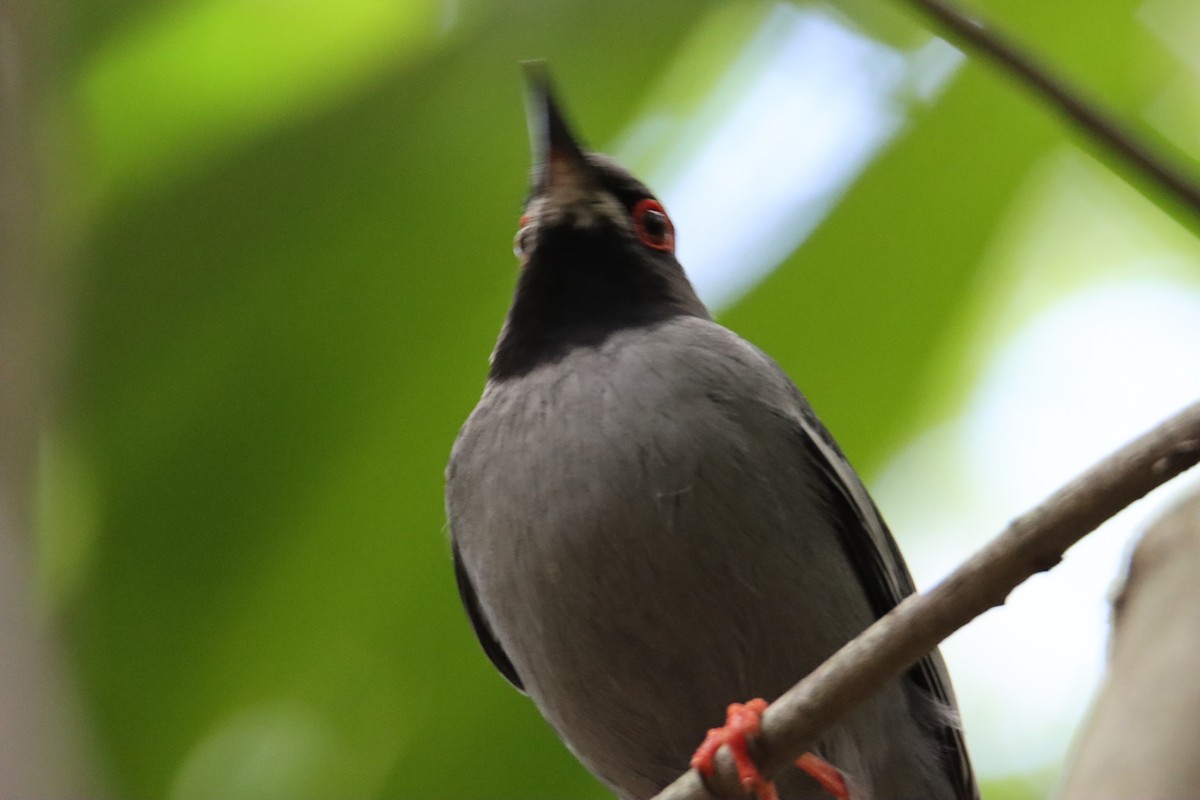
723, 57, 1061, 472
78, 0, 442, 200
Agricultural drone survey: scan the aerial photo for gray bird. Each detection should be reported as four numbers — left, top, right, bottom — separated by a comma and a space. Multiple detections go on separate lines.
446, 65, 978, 800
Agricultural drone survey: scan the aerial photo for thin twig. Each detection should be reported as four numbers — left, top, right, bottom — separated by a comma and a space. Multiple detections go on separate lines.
651, 400, 1200, 800
900, 0, 1200, 219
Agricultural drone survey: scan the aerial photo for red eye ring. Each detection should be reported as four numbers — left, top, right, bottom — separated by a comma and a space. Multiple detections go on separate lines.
632, 199, 675, 253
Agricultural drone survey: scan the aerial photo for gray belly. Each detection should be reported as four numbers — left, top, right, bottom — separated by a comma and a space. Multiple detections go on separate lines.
447, 320, 951, 799
451, 376, 903, 798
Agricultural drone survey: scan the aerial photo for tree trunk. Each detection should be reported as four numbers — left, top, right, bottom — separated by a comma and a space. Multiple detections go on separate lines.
1057, 487, 1200, 799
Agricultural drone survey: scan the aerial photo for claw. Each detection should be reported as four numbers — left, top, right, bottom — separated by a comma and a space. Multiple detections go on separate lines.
689, 698, 851, 800
690, 699, 777, 800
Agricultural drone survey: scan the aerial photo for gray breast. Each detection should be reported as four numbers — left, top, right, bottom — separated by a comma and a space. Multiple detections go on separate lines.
447, 316, 945, 800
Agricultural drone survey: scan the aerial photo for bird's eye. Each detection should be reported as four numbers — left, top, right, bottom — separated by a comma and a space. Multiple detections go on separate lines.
513, 214, 534, 261
632, 199, 675, 253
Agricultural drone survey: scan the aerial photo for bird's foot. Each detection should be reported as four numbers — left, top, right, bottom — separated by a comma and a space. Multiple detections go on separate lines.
691, 699, 778, 800
690, 698, 850, 800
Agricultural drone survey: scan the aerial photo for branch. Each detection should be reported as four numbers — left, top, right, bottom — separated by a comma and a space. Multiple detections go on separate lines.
0, 4, 101, 797
651, 400, 1200, 800
1057, 487, 1200, 798
897, 0, 1200, 222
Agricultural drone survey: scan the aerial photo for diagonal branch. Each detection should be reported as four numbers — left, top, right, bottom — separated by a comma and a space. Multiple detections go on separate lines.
651, 399, 1200, 800
898, 0, 1200, 223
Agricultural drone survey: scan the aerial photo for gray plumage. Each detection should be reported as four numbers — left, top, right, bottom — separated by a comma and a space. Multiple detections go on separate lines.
446, 65, 976, 800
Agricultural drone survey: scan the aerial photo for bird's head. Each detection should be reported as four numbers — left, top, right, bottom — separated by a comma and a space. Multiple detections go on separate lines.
489, 63, 709, 380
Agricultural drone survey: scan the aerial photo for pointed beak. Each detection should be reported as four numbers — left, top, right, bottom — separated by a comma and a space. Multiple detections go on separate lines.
522, 60, 594, 197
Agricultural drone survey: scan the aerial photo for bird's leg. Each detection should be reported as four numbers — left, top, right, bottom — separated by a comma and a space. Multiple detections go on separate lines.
691, 699, 778, 800
690, 698, 850, 800
794, 753, 849, 799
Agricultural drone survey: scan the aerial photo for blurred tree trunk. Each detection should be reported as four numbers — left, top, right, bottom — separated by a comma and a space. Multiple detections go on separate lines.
0, 2, 99, 795
1058, 487, 1200, 799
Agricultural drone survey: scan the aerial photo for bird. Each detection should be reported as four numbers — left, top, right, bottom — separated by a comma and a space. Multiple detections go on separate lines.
445, 62, 978, 800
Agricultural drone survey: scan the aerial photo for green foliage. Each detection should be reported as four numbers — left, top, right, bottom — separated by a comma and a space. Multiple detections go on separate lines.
36, 0, 1197, 797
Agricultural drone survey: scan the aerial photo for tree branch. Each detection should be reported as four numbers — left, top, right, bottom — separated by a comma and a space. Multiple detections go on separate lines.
897, 0, 1200, 223
0, 4, 101, 797
651, 400, 1200, 800
1057, 487, 1200, 799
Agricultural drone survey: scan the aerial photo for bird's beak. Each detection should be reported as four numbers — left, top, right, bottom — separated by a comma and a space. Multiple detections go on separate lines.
522, 60, 595, 199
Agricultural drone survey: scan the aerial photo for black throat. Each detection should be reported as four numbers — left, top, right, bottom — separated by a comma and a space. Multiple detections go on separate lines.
489, 224, 702, 381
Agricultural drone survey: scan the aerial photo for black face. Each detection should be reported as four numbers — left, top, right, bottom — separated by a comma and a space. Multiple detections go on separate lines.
489, 154, 709, 381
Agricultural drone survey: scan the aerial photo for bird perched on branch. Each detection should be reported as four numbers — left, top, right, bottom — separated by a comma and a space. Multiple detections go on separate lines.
446, 62, 977, 800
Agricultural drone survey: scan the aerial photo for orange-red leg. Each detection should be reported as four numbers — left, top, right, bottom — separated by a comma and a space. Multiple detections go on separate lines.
691, 699, 778, 800
795, 752, 850, 799
690, 698, 850, 800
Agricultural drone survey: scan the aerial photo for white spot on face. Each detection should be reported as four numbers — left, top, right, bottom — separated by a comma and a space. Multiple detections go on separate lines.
527, 188, 630, 233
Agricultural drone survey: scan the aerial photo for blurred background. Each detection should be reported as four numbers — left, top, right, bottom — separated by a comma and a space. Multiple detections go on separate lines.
3, 0, 1200, 797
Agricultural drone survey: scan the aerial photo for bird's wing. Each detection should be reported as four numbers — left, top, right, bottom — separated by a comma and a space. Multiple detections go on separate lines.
788, 398, 979, 800
452, 540, 526, 692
